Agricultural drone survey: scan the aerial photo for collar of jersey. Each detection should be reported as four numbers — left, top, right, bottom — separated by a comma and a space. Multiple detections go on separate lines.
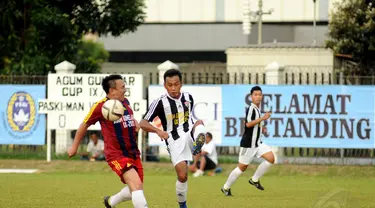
166, 93, 182, 100
251, 102, 260, 109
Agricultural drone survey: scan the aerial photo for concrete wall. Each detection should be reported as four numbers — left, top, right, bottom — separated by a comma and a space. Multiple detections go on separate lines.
100, 24, 328, 51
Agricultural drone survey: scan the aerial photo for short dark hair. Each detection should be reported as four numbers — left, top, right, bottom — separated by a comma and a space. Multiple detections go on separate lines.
102, 74, 123, 94
206, 132, 213, 139
250, 86, 262, 94
163, 69, 182, 82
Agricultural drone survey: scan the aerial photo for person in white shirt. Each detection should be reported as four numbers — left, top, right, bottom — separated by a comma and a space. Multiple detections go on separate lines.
80, 132, 105, 161
189, 132, 218, 177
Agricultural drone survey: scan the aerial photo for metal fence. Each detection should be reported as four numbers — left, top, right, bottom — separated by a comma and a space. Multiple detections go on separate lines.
1, 70, 375, 160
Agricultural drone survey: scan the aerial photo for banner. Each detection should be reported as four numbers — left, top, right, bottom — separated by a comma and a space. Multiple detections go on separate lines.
222, 85, 375, 148
0, 85, 46, 145
38, 74, 146, 130
147, 85, 222, 146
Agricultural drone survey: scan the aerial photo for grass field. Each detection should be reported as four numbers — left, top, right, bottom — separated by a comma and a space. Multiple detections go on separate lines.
1, 160, 375, 208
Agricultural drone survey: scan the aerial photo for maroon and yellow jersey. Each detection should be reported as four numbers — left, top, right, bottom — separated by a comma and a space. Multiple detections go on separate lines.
83, 98, 140, 161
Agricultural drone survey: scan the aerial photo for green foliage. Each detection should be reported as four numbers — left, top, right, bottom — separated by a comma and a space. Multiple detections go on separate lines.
73, 40, 109, 73
326, 0, 375, 75
0, 0, 145, 75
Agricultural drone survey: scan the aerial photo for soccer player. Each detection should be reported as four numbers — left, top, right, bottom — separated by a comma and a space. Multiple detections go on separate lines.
67, 75, 148, 208
221, 86, 274, 196
139, 69, 207, 208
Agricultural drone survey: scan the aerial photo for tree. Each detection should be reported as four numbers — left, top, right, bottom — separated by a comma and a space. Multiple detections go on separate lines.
326, 0, 375, 75
73, 39, 109, 73
0, 0, 145, 75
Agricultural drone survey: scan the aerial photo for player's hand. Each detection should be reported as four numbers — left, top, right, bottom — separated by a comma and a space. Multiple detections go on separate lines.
67, 147, 77, 158
262, 112, 271, 120
157, 130, 169, 141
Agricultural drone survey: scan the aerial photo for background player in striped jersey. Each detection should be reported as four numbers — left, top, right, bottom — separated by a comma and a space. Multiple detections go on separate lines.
139, 69, 207, 208
67, 75, 148, 208
221, 86, 275, 196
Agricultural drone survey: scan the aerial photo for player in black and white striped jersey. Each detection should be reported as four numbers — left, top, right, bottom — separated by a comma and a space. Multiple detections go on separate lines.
221, 86, 275, 196
144, 92, 195, 141
140, 69, 207, 208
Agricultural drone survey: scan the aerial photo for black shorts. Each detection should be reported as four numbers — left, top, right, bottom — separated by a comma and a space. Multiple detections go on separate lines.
197, 155, 217, 170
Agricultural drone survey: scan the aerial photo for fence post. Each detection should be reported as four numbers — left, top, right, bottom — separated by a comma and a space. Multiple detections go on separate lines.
54, 61, 76, 155
265, 62, 285, 164
156, 60, 179, 158
157, 60, 179, 84
339, 70, 344, 160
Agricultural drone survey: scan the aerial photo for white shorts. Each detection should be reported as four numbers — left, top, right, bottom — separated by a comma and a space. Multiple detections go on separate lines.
166, 130, 194, 166
238, 143, 272, 165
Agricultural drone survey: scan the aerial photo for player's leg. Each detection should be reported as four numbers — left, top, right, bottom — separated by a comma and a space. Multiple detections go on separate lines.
175, 161, 189, 208
191, 120, 206, 155
249, 144, 274, 191
105, 159, 132, 207
170, 133, 193, 208
221, 147, 254, 196
105, 159, 147, 208
123, 167, 148, 208
104, 186, 132, 208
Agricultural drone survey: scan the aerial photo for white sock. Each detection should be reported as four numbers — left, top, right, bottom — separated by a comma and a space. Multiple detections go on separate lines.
223, 167, 243, 189
252, 161, 272, 182
131, 190, 148, 208
109, 186, 131, 206
193, 124, 206, 139
176, 180, 188, 203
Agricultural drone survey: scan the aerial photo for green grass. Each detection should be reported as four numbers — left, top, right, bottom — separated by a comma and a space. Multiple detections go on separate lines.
1, 160, 375, 208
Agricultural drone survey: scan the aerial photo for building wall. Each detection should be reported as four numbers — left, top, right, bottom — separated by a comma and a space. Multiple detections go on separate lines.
144, 0, 336, 23
225, 46, 334, 84
99, 0, 337, 62
226, 47, 333, 67
100, 24, 328, 52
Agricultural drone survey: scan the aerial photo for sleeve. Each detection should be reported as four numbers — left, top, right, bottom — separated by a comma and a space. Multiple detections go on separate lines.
83, 102, 103, 126
143, 99, 162, 122
246, 106, 256, 122
189, 94, 194, 112
189, 94, 196, 123
124, 98, 130, 106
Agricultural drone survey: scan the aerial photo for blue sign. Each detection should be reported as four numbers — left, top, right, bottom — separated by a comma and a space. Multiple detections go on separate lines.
0, 85, 46, 145
222, 85, 375, 148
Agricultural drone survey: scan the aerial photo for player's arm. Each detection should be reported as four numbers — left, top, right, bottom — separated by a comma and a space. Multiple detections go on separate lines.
245, 108, 271, 128
139, 99, 169, 139
139, 120, 160, 133
68, 123, 89, 157
68, 103, 102, 157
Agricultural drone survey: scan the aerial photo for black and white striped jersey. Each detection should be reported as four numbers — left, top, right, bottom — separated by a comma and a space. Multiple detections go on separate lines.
143, 92, 194, 140
241, 103, 262, 148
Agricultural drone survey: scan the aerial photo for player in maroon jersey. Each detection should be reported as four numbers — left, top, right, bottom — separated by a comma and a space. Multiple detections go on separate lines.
67, 75, 148, 208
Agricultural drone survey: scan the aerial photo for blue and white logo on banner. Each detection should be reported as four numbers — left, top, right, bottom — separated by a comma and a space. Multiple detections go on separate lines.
222, 85, 375, 148
0, 85, 46, 145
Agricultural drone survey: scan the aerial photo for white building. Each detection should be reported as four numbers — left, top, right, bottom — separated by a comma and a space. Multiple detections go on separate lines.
100, 0, 339, 63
